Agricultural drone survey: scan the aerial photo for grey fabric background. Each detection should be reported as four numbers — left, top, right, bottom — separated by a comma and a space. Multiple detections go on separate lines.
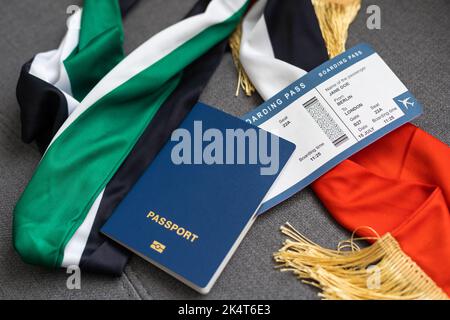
0, 0, 448, 300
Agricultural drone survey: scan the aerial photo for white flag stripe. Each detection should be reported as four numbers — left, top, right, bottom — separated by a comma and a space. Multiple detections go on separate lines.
62, 190, 104, 267
240, 0, 306, 100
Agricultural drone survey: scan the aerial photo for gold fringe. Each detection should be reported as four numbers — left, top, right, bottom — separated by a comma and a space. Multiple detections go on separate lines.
312, 0, 362, 58
229, 22, 256, 97
274, 223, 448, 300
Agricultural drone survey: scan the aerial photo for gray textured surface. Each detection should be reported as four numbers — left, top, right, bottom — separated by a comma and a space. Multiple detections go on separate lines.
0, 0, 448, 300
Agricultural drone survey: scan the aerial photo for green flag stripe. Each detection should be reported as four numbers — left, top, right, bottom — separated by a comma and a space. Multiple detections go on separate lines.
64, 0, 124, 101
13, 2, 248, 268
78, 0, 123, 50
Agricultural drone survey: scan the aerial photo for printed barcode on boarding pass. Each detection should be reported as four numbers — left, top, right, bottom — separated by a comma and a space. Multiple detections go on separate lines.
303, 97, 349, 147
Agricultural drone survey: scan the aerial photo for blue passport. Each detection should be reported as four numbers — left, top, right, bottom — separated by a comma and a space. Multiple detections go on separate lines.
101, 102, 295, 294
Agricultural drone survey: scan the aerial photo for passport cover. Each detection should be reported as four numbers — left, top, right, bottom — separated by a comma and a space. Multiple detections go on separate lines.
101, 102, 295, 293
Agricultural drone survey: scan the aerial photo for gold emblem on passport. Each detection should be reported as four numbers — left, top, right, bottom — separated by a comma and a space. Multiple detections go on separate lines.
150, 240, 166, 253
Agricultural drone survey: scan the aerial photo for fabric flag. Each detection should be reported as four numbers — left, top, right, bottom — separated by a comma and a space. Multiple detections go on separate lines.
238, 0, 449, 298
14, 0, 249, 273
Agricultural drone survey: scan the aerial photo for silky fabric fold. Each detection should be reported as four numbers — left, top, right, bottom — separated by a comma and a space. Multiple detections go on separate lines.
312, 124, 450, 295
17, 0, 138, 152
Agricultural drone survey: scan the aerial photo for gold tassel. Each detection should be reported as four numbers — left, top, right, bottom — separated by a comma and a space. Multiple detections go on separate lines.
312, 0, 362, 58
274, 223, 448, 300
229, 23, 256, 97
